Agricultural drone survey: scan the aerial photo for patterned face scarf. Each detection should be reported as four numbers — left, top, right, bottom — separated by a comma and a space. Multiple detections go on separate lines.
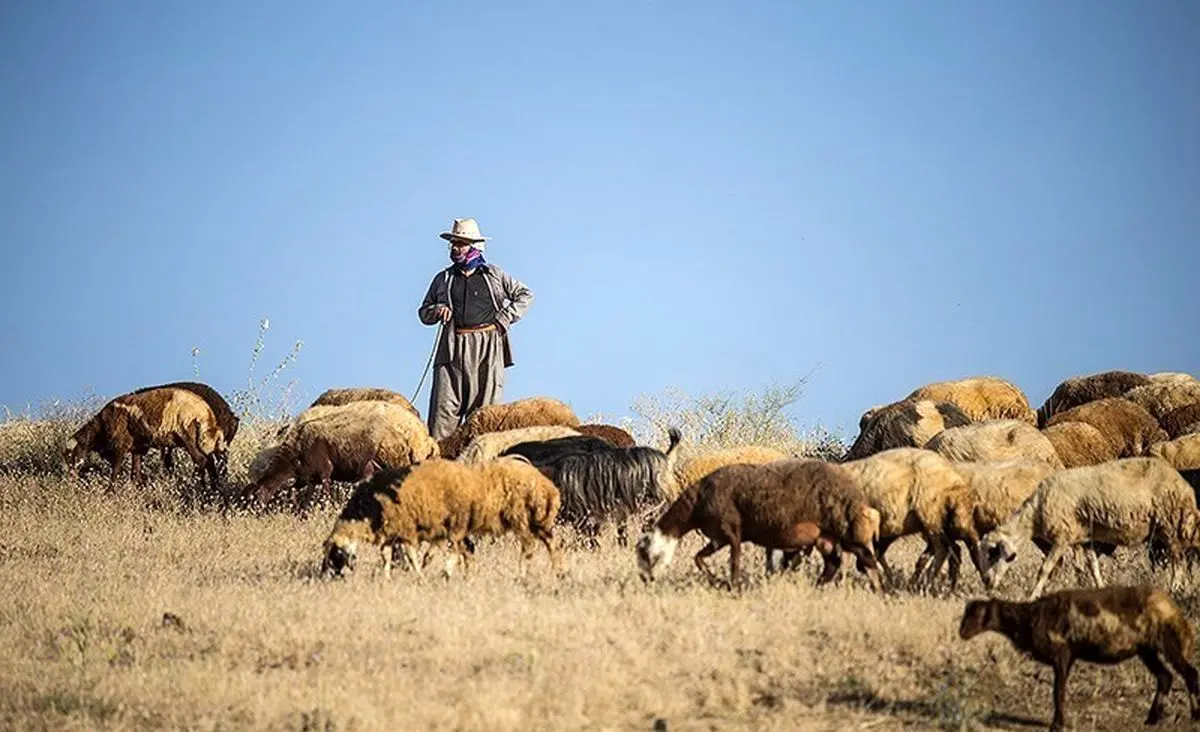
449, 244, 485, 270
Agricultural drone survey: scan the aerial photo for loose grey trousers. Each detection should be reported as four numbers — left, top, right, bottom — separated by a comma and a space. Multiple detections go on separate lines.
427, 329, 506, 441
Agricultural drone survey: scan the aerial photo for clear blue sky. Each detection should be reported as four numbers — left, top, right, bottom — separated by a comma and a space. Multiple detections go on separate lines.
1, 1, 1197, 439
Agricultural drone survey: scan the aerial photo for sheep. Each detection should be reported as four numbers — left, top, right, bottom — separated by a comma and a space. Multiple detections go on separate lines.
242, 401, 439, 512
64, 387, 226, 491
1162, 404, 1200, 440
502, 429, 683, 547
924, 419, 1065, 470
635, 458, 884, 592
131, 381, 239, 479
1149, 434, 1200, 472
1148, 372, 1199, 387
320, 456, 561, 579
1125, 381, 1200, 424
310, 387, 421, 419
1040, 421, 1119, 468
980, 458, 1200, 599
438, 396, 580, 459
674, 445, 789, 497
574, 423, 636, 448
1044, 397, 1167, 458
1036, 370, 1151, 427
844, 399, 972, 461
959, 585, 1200, 731
906, 376, 1037, 425
455, 425, 583, 465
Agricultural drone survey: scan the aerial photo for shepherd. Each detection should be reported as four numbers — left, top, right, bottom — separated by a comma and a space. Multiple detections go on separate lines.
417, 217, 535, 441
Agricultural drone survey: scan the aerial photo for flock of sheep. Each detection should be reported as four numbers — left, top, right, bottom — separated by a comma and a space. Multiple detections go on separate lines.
58, 369, 1200, 729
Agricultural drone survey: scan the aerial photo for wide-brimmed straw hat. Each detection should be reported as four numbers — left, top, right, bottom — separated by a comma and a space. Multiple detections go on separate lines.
439, 217, 490, 243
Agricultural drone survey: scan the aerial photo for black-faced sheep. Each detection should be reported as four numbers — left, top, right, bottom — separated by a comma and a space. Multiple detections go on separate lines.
320, 456, 561, 579
437, 396, 580, 459
980, 458, 1200, 599
1125, 381, 1200, 424
131, 381, 239, 480
1044, 397, 1167, 458
1161, 404, 1200, 440
64, 387, 226, 491
959, 585, 1200, 731
844, 399, 972, 461
905, 376, 1037, 425
924, 419, 1064, 470
1040, 421, 1119, 468
310, 386, 421, 419
1036, 370, 1151, 427
454, 425, 583, 465
242, 401, 439, 512
635, 458, 883, 592
575, 423, 637, 448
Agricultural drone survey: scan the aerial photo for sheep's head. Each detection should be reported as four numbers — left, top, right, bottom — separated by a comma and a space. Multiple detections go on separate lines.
635, 527, 678, 583
62, 436, 85, 470
979, 532, 1018, 590
959, 599, 1000, 640
321, 535, 358, 578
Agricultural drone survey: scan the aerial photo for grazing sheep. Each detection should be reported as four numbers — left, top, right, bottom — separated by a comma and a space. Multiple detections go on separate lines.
959, 585, 1200, 731
1125, 381, 1200, 424
310, 387, 421, 419
132, 381, 239, 479
64, 387, 226, 490
504, 429, 683, 546
844, 399, 972, 461
438, 396, 580, 459
243, 401, 439, 511
635, 458, 884, 592
925, 419, 1064, 470
1149, 434, 1200, 472
980, 458, 1200, 599
1044, 397, 1167, 458
320, 456, 561, 579
574, 423, 636, 448
1036, 370, 1151, 427
455, 425, 583, 465
906, 376, 1037, 425
1161, 404, 1200, 440
1040, 421, 1119, 468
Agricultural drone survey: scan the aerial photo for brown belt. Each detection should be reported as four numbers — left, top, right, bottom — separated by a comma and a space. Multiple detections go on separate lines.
455, 323, 497, 334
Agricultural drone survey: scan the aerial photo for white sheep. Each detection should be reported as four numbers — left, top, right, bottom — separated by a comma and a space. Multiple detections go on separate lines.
1149, 434, 1200, 471
925, 419, 1064, 470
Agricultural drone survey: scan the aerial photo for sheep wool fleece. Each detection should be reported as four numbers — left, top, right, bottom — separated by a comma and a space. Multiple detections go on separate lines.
428, 329, 506, 440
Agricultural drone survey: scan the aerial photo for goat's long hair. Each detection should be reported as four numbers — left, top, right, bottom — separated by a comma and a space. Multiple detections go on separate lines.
500, 435, 614, 464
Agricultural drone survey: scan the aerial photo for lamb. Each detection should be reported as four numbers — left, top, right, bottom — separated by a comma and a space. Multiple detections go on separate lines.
310, 387, 421, 419
574, 423, 636, 448
635, 458, 884, 592
1161, 404, 1200, 440
1124, 381, 1200, 424
64, 387, 226, 491
454, 425, 583, 465
1044, 397, 1167, 458
1149, 434, 1200, 472
320, 456, 561, 579
844, 399, 972, 461
924, 419, 1064, 470
980, 458, 1200, 599
132, 381, 239, 479
242, 401, 439, 512
437, 396, 580, 459
905, 376, 1037, 425
1036, 370, 1151, 426
1040, 421, 1119, 468
959, 585, 1200, 731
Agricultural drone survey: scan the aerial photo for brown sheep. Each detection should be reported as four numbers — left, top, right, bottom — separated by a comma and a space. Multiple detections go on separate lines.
1162, 404, 1200, 440
906, 376, 1037, 424
635, 459, 883, 592
1040, 421, 1119, 468
1125, 381, 1200, 424
131, 381, 239, 479
310, 387, 420, 419
959, 585, 1200, 731
574, 423, 636, 448
844, 399, 972, 461
1149, 434, 1200, 472
64, 387, 225, 490
1044, 397, 1168, 458
924, 419, 1064, 469
1036, 370, 1151, 427
438, 396, 580, 459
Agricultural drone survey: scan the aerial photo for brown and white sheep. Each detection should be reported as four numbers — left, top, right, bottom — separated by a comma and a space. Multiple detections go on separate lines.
1036, 370, 1151, 427
438, 396, 580, 459
64, 387, 226, 491
1044, 397, 1167, 458
980, 458, 1200, 598
574, 423, 636, 448
959, 585, 1200, 731
455, 425, 583, 465
242, 401, 439, 512
1040, 421, 1119, 468
635, 459, 883, 592
1149, 434, 1200, 472
905, 376, 1037, 425
1124, 381, 1200, 424
310, 386, 421, 419
131, 381, 239, 479
924, 419, 1064, 470
320, 456, 561, 578
1161, 404, 1200, 440
844, 399, 972, 461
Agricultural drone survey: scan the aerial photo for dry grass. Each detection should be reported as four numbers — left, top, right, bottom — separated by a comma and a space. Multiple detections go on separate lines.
4, 474, 1200, 732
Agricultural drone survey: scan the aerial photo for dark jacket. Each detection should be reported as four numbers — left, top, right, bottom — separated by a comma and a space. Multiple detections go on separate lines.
417, 263, 534, 368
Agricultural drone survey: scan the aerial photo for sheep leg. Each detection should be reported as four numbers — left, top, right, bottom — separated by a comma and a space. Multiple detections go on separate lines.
845, 545, 884, 593
693, 540, 724, 587
1160, 626, 1200, 721
533, 526, 563, 574
727, 539, 743, 591
131, 452, 146, 487
401, 544, 425, 579
1030, 544, 1069, 600
1139, 648, 1174, 725
1050, 653, 1074, 732
913, 535, 950, 594
1085, 546, 1104, 588
380, 544, 394, 579
874, 537, 899, 589
815, 542, 842, 586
